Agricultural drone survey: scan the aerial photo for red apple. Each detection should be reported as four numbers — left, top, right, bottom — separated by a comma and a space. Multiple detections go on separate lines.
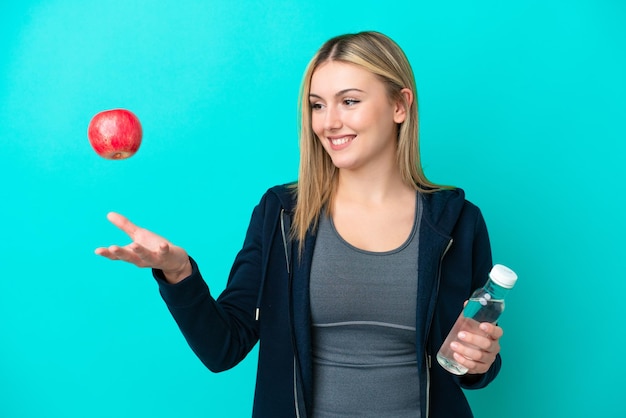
88, 109, 142, 159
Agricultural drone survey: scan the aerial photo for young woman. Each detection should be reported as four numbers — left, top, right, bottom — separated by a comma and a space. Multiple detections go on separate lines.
96, 31, 503, 418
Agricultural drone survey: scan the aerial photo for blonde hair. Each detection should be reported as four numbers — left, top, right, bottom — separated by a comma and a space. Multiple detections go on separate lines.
292, 31, 447, 249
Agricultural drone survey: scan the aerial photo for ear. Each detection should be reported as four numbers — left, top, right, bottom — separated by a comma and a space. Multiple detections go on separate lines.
393, 88, 413, 124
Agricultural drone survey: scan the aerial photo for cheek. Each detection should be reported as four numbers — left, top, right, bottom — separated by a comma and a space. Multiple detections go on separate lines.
310, 113, 324, 137
344, 106, 375, 129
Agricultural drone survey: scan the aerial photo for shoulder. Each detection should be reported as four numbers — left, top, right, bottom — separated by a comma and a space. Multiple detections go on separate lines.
420, 187, 484, 233
264, 182, 298, 212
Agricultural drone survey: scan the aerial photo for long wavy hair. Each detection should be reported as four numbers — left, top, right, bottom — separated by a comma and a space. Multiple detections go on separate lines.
292, 31, 447, 250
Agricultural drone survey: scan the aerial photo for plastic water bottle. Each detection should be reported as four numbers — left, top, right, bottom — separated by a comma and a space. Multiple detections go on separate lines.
436, 264, 518, 375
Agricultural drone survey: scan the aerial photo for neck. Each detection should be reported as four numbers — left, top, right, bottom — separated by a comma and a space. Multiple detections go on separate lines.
335, 164, 413, 204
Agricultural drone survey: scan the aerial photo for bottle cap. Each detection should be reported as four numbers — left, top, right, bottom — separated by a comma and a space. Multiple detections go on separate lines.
489, 264, 518, 288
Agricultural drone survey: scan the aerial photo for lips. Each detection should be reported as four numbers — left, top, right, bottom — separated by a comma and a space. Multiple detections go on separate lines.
328, 135, 356, 149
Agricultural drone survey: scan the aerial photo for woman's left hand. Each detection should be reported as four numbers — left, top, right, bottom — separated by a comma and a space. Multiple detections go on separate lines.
449, 322, 503, 375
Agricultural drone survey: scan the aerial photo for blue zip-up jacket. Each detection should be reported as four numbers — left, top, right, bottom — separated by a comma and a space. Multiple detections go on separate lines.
155, 184, 500, 417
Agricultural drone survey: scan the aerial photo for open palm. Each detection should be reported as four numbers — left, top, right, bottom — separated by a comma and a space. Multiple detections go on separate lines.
95, 212, 191, 282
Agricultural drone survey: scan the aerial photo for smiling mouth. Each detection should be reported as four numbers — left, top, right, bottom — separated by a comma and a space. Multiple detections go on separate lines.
329, 135, 355, 146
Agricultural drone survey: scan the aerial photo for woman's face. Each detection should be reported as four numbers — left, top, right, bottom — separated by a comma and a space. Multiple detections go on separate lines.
309, 61, 408, 174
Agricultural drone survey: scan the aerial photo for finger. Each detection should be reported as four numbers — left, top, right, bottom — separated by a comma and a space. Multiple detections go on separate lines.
450, 342, 484, 363
450, 343, 480, 371
107, 245, 148, 266
94, 247, 120, 260
452, 351, 488, 374
458, 331, 497, 351
128, 242, 161, 267
106, 212, 140, 237
450, 341, 494, 372
95, 245, 141, 264
156, 241, 170, 255
479, 323, 504, 340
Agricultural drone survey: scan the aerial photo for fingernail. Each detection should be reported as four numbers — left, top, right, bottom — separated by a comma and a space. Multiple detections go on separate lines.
458, 332, 466, 340
450, 342, 459, 350
480, 323, 489, 332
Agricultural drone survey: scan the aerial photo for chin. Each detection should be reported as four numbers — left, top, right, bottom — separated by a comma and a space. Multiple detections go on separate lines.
330, 158, 359, 171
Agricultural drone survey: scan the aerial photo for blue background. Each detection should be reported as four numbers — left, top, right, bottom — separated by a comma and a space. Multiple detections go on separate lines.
1, 1, 624, 417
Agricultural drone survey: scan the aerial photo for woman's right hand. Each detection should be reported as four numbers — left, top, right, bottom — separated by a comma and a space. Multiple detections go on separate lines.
95, 212, 192, 284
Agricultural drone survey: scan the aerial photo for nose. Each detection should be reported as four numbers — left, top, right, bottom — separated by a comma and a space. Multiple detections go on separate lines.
323, 105, 342, 131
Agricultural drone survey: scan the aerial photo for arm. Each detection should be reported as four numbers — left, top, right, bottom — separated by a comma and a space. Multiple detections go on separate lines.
154, 255, 260, 372
155, 197, 270, 372
456, 206, 503, 389
95, 195, 270, 372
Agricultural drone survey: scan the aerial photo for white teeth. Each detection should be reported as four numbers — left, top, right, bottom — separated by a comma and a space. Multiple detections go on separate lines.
330, 137, 352, 145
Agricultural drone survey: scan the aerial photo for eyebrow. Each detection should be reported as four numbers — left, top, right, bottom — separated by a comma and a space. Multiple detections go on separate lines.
309, 88, 366, 99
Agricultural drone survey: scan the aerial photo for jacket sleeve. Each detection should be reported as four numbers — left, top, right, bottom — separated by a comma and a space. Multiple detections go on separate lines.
458, 206, 502, 390
153, 192, 273, 373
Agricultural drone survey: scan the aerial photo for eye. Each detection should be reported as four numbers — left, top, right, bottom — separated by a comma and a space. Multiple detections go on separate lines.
343, 98, 360, 106
310, 102, 324, 110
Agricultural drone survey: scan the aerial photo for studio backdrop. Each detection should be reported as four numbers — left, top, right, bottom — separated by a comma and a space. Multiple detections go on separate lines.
1, 1, 624, 417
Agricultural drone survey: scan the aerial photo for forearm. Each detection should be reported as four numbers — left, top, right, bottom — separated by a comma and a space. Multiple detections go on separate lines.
154, 257, 258, 372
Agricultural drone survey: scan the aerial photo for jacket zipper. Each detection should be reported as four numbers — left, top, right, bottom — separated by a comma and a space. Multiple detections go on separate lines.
426, 353, 431, 418
280, 210, 305, 417
294, 357, 302, 418
425, 237, 453, 418
280, 209, 291, 275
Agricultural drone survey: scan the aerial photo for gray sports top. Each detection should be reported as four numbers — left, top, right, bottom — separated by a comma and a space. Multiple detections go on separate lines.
310, 197, 423, 418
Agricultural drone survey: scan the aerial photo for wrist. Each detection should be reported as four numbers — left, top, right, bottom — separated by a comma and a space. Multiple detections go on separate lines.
163, 258, 192, 284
